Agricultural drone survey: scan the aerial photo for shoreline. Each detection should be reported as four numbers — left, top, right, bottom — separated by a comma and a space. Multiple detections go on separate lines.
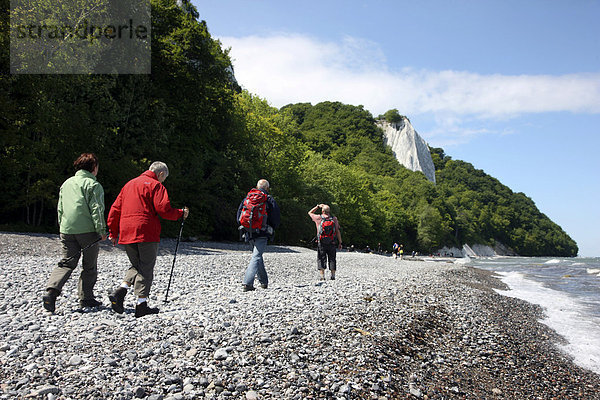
0, 232, 599, 399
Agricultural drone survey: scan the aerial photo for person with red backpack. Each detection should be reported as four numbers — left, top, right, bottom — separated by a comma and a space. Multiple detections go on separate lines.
308, 204, 342, 280
237, 179, 280, 292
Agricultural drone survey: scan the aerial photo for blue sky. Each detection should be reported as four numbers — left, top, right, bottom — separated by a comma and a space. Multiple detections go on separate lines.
192, 0, 600, 257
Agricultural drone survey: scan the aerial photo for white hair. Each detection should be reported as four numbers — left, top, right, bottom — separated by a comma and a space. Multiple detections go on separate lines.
256, 179, 270, 191
149, 161, 169, 178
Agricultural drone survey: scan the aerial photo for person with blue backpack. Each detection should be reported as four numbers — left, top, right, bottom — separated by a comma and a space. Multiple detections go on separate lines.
308, 204, 342, 280
237, 179, 281, 292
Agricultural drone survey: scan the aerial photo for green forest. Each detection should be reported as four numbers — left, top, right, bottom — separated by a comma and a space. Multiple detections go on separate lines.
1, 0, 578, 256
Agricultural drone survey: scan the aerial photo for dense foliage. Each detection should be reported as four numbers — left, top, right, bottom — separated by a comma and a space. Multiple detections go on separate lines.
2, 0, 245, 238
1, 0, 577, 256
379, 108, 406, 123
282, 103, 577, 256
432, 150, 578, 256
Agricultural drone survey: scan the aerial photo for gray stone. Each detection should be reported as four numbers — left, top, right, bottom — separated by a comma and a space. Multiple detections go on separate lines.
33, 386, 60, 396
246, 390, 259, 400
409, 384, 422, 398
235, 383, 248, 392
164, 375, 181, 385
214, 348, 228, 360
198, 377, 209, 387
69, 355, 83, 366
104, 357, 118, 366
339, 384, 351, 394
186, 348, 198, 357
131, 386, 145, 398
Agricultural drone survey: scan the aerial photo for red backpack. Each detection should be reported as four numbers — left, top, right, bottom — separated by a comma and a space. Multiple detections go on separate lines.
318, 216, 336, 245
239, 188, 268, 232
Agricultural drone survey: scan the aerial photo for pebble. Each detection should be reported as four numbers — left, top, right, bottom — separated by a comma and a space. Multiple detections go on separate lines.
133, 387, 145, 398
246, 390, 259, 400
0, 233, 599, 399
69, 355, 82, 366
214, 348, 228, 360
33, 386, 60, 396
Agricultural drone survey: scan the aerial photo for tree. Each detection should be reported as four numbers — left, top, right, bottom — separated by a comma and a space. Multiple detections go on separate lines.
382, 109, 405, 123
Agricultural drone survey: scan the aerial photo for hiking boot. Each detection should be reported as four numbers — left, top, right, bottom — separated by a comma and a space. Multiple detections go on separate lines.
260, 284, 268, 289
42, 288, 59, 313
80, 298, 102, 308
330, 275, 336, 280
135, 302, 159, 318
108, 287, 127, 314
243, 284, 255, 292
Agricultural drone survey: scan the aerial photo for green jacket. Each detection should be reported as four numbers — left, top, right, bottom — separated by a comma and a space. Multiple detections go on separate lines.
58, 169, 106, 235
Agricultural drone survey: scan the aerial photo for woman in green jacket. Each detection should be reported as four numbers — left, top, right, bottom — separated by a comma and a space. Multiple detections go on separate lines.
43, 153, 107, 313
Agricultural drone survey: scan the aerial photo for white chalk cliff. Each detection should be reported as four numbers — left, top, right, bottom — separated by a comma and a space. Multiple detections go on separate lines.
377, 118, 436, 183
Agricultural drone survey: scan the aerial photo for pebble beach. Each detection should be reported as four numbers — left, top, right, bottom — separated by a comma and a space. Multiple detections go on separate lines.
1, 232, 599, 399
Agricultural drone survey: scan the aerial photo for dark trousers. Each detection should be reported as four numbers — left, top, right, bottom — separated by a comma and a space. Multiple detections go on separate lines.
46, 232, 100, 300
317, 242, 337, 271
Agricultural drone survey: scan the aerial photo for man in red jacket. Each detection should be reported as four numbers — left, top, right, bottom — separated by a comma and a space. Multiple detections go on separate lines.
107, 161, 189, 318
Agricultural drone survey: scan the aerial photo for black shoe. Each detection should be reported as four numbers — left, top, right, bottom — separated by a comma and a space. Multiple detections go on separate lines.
80, 298, 102, 308
135, 302, 159, 318
108, 287, 127, 314
42, 289, 59, 312
260, 284, 268, 289
330, 275, 336, 280
243, 284, 255, 292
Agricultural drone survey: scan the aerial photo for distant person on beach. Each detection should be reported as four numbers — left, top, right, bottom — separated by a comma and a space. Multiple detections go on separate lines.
107, 161, 188, 318
392, 242, 399, 258
43, 153, 107, 313
308, 204, 342, 280
237, 179, 281, 292
399, 244, 404, 260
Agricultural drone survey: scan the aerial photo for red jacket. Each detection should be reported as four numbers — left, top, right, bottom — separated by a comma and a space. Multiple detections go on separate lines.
107, 171, 183, 244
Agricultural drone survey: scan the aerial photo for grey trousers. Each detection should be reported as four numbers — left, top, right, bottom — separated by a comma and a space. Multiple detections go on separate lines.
122, 242, 159, 298
46, 232, 101, 300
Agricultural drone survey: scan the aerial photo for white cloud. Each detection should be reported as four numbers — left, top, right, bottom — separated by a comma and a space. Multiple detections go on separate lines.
221, 34, 600, 119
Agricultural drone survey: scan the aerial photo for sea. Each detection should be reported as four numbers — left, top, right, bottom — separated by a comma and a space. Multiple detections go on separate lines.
469, 256, 600, 375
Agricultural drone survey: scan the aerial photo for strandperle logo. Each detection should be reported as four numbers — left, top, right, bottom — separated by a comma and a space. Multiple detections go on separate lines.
10, 0, 151, 74
15, 19, 149, 41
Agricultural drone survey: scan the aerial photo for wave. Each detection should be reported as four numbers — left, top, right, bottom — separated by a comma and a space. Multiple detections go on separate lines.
545, 259, 561, 264
587, 268, 600, 276
494, 271, 600, 374
454, 256, 471, 265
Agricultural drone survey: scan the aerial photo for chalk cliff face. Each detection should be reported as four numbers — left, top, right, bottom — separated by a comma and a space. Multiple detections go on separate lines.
377, 119, 436, 184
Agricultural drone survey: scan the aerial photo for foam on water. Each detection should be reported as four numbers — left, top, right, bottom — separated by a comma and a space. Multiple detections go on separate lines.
545, 259, 561, 264
454, 256, 471, 265
495, 271, 600, 375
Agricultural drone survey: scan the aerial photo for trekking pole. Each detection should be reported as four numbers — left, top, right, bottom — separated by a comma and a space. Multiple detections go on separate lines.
62, 237, 103, 264
164, 214, 185, 303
